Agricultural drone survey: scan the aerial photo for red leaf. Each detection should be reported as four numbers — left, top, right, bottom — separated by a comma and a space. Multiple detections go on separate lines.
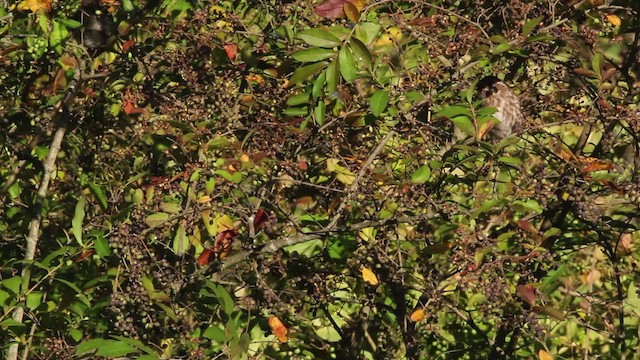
224, 44, 238, 60
123, 100, 144, 115
516, 284, 536, 306
253, 208, 269, 231
197, 248, 214, 266
214, 229, 238, 259
75, 249, 94, 262
122, 39, 135, 52
314, 0, 346, 18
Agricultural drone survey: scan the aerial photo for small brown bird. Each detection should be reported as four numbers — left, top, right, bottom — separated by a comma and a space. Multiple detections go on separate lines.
477, 76, 524, 139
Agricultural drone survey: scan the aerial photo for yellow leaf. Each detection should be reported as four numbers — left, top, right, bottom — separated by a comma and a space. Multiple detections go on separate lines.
476, 119, 495, 141
197, 195, 212, 204
268, 316, 288, 343
538, 349, 554, 360
410, 308, 425, 322
606, 14, 621, 27
361, 266, 379, 285
344, 2, 360, 22
216, 214, 234, 232
374, 34, 393, 48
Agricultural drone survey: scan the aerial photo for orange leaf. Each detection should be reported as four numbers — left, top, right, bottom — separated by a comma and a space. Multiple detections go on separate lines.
361, 266, 379, 285
25, 0, 51, 12
268, 316, 288, 342
409, 308, 425, 322
581, 160, 612, 173
606, 14, 621, 27
344, 1, 360, 22
224, 44, 237, 60
538, 349, 554, 360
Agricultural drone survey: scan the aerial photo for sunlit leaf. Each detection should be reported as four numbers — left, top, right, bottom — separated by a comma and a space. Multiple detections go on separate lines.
411, 165, 431, 184
25, 0, 51, 12
292, 48, 336, 62
72, 197, 86, 246
606, 14, 621, 27
370, 90, 389, 116
338, 45, 356, 82
361, 266, 379, 285
144, 212, 170, 228
298, 29, 341, 48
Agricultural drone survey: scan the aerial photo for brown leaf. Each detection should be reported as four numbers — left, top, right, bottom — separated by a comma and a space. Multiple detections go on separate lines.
533, 305, 565, 320
573, 68, 596, 77
314, 0, 346, 18
516, 284, 536, 306
213, 229, 238, 259
581, 160, 612, 173
344, 1, 360, 22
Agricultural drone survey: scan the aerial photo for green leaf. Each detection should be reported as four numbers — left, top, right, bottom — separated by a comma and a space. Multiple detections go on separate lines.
314, 101, 326, 126
141, 275, 155, 294
370, 90, 389, 117
326, 58, 339, 93
349, 38, 371, 66
411, 165, 431, 184
49, 21, 69, 54
94, 236, 112, 258
204, 326, 229, 342
58, 18, 83, 29
290, 62, 328, 85
68, 328, 83, 342
144, 212, 170, 228
172, 225, 189, 255
2, 276, 22, 294
435, 105, 473, 119
88, 181, 108, 210
160, 202, 181, 215
592, 53, 603, 78
76, 338, 110, 355
283, 107, 308, 116
497, 156, 523, 165
492, 42, 512, 55
291, 48, 336, 62
450, 116, 475, 137
338, 46, 357, 82
26, 292, 42, 310
522, 16, 544, 37
214, 169, 243, 184
111, 335, 157, 355
96, 341, 137, 357
72, 196, 86, 246
312, 70, 326, 99
287, 91, 311, 106
213, 285, 235, 315
354, 22, 382, 45
298, 29, 341, 48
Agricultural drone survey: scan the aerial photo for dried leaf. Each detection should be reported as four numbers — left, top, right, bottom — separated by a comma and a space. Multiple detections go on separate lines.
361, 266, 379, 285
268, 316, 288, 342
410, 308, 425, 322
476, 119, 495, 141
213, 229, 238, 259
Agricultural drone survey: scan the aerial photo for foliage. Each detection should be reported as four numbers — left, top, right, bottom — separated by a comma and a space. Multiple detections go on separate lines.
1, 0, 640, 359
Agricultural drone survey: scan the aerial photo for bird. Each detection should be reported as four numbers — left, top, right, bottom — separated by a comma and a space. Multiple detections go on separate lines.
476, 76, 524, 140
